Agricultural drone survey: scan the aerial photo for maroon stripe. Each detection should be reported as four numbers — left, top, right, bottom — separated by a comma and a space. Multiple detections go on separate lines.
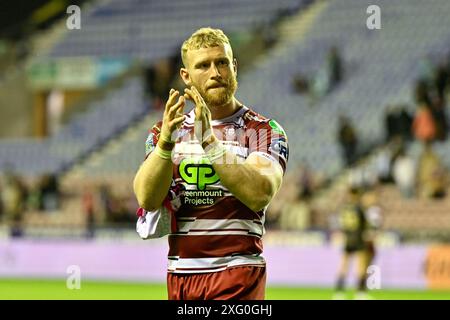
168, 234, 263, 258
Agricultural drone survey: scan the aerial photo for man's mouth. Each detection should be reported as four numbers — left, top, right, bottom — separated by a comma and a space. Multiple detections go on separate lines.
207, 83, 226, 89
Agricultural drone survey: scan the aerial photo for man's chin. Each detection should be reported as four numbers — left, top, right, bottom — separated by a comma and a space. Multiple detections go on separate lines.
206, 87, 227, 95
204, 92, 231, 106
205, 96, 232, 107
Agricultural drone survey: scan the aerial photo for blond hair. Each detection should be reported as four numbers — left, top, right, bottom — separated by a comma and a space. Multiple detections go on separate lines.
181, 27, 232, 67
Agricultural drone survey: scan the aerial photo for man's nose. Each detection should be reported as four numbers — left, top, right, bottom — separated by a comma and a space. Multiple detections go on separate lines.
209, 63, 221, 78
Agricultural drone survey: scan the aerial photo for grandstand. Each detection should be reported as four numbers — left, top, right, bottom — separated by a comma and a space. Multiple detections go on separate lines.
1, 0, 450, 299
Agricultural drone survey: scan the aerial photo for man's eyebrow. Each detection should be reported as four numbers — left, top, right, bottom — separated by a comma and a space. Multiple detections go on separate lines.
194, 57, 229, 67
216, 57, 230, 62
194, 59, 210, 67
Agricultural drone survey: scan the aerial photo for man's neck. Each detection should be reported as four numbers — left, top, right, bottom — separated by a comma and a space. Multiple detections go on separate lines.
209, 98, 242, 120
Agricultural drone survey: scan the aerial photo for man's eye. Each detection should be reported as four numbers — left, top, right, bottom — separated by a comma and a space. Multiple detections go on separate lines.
200, 63, 209, 68
219, 60, 228, 66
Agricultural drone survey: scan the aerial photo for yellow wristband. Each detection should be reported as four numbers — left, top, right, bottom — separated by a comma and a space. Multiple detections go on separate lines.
154, 145, 172, 160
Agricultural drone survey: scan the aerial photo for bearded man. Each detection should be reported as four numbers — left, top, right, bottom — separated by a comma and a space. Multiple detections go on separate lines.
134, 27, 289, 300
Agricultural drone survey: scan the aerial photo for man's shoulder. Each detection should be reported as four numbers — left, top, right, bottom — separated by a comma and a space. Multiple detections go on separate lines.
242, 107, 269, 124
242, 107, 287, 137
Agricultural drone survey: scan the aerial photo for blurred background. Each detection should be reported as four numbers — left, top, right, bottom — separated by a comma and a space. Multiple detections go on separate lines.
1, 0, 450, 299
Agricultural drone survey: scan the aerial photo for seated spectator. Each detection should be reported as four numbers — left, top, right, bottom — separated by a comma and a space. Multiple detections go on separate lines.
434, 62, 449, 103
417, 143, 447, 199
375, 148, 393, 184
0, 173, 26, 237
292, 46, 344, 104
40, 174, 60, 212
430, 96, 448, 141
392, 148, 416, 198
412, 104, 436, 144
385, 105, 413, 142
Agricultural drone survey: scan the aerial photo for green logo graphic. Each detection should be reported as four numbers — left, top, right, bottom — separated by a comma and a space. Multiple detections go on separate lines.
179, 158, 220, 190
269, 120, 286, 136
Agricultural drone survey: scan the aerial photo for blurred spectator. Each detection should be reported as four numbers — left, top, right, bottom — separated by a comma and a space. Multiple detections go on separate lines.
257, 21, 278, 50
337, 115, 358, 167
101, 188, 134, 225
328, 46, 343, 86
333, 187, 372, 300
0, 173, 27, 237
384, 105, 413, 142
418, 56, 435, 88
434, 62, 449, 102
361, 187, 383, 280
46, 90, 65, 135
297, 162, 314, 200
293, 46, 344, 103
292, 73, 309, 94
392, 148, 416, 198
430, 96, 448, 141
375, 147, 393, 183
40, 174, 60, 211
26, 179, 43, 211
412, 104, 436, 144
417, 143, 447, 199
384, 105, 397, 141
375, 138, 405, 184
414, 79, 432, 109
310, 63, 331, 101
82, 187, 96, 239
99, 184, 113, 220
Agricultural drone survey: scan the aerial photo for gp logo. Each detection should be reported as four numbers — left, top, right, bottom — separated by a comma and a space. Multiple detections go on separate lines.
179, 158, 220, 190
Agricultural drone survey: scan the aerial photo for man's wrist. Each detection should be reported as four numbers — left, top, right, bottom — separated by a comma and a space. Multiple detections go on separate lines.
154, 145, 172, 160
201, 134, 218, 149
158, 135, 175, 151
204, 139, 226, 163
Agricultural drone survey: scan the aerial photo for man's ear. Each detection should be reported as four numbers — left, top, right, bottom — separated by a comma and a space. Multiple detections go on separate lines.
180, 68, 191, 86
233, 58, 238, 76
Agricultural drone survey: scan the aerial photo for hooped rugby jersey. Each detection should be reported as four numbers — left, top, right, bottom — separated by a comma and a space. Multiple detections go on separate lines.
141, 105, 289, 273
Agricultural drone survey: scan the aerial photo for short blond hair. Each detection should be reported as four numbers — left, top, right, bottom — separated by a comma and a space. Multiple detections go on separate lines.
181, 27, 232, 67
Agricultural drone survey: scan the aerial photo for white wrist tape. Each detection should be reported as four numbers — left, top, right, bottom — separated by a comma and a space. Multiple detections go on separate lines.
205, 141, 226, 163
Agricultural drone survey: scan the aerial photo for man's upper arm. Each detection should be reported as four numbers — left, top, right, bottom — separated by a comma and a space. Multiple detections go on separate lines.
244, 152, 283, 192
245, 118, 289, 192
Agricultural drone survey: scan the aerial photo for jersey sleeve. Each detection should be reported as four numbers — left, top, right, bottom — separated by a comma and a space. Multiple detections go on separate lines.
144, 121, 163, 159
247, 119, 289, 175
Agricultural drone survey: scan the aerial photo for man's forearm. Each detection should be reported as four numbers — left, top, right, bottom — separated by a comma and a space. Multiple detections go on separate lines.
210, 152, 279, 212
133, 150, 173, 211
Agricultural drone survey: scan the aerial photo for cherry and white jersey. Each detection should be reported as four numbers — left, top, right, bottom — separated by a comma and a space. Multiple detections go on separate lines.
142, 105, 289, 274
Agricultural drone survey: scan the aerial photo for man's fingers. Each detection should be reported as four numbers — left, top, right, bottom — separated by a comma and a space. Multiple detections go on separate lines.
190, 86, 203, 104
184, 88, 195, 102
165, 89, 179, 111
192, 86, 208, 105
168, 96, 185, 118
169, 115, 186, 128
191, 86, 201, 99
183, 88, 201, 119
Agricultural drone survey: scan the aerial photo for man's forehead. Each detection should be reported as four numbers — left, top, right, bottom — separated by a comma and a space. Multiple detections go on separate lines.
187, 44, 233, 64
